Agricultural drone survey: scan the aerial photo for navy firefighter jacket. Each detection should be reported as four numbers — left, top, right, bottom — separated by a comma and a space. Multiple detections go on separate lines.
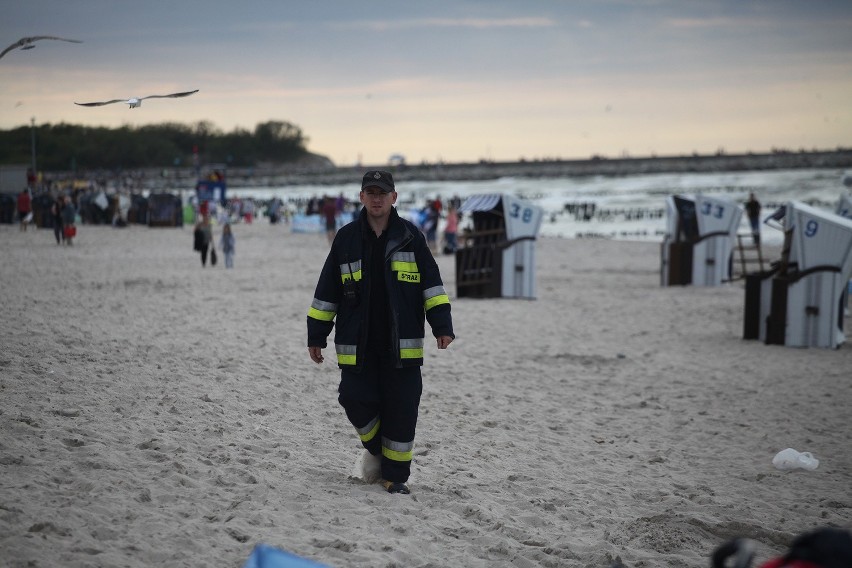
307, 206, 454, 370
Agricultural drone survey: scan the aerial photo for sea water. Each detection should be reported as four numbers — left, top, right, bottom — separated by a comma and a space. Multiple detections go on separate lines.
222, 167, 850, 245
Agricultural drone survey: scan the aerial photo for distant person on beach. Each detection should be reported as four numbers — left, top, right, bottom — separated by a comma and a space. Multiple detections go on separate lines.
193, 219, 213, 267
17, 189, 31, 232
199, 199, 210, 221
50, 195, 64, 244
443, 205, 459, 254
307, 170, 454, 495
268, 197, 282, 224
745, 193, 762, 245
243, 198, 255, 224
220, 223, 235, 269
422, 201, 440, 254
60, 196, 77, 245
322, 195, 338, 245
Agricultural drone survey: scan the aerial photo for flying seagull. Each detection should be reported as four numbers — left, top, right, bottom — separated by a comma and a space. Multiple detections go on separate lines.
0, 35, 83, 60
75, 89, 199, 108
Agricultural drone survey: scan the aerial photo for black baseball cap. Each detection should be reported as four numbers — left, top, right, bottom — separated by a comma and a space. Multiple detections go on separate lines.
361, 170, 396, 193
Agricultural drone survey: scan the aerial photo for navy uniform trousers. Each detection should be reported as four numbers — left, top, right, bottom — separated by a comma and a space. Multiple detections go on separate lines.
338, 347, 422, 483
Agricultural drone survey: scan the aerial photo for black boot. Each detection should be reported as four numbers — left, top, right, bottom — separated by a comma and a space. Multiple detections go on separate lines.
382, 480, 410, 494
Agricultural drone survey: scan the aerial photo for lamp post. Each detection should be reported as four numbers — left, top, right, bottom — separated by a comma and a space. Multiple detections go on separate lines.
30, 117, 37, 174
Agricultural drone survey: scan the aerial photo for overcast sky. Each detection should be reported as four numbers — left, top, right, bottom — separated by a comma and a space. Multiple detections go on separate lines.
1, 0, 850, 167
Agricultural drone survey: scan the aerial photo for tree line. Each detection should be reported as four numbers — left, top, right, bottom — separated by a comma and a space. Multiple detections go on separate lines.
0, 120, 310, 170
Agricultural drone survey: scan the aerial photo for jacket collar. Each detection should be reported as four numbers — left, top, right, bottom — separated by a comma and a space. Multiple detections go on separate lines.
358, 206, 413, 255
359, 206, 401, 236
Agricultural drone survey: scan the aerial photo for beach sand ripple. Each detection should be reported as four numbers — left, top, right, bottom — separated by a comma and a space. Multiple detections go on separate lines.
1, 223, 850, 567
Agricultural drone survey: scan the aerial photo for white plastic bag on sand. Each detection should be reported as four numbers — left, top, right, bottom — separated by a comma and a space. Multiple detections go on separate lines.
772, 448, 819, 471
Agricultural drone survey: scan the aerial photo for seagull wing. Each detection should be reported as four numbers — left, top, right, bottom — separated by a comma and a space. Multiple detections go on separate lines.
139, 89, 199, 100
76, 90, 197, 107
0, 35, 83, 60
26, 35, 84, 44
74, 99, 129, 107
0, 39, 27, 59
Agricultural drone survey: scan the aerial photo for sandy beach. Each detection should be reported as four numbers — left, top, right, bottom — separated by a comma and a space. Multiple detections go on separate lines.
1, 220, 850, 568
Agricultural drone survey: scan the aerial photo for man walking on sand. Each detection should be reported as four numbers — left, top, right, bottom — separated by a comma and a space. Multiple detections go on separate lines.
307, 170, 454, 495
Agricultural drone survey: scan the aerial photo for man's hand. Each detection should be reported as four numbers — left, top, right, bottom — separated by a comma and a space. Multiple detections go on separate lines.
436, 336, 453, 349
308, 346, 324, 364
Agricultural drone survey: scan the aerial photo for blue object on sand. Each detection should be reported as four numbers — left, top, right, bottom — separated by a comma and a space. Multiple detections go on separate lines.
242, 544, 330, 568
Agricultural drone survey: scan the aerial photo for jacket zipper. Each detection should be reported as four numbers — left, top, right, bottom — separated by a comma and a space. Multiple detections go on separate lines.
385, 226, 413, 367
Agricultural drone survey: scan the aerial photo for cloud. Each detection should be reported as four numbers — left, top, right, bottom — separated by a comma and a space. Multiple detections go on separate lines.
663, 17, 766, 30
334, 17, 557, 32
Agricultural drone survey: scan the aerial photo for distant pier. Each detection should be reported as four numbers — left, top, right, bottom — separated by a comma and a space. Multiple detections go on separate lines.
222, 149, 852, 188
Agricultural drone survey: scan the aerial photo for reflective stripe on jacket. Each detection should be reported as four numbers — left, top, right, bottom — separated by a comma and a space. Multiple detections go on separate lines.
307, 206, 454, 370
